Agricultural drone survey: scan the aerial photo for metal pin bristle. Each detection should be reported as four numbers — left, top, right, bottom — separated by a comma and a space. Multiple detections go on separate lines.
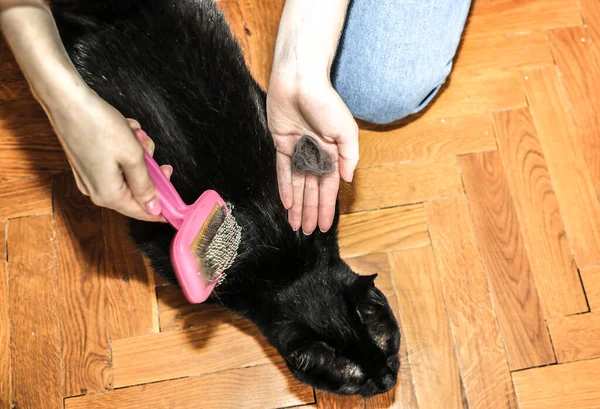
193, 204, 242, 285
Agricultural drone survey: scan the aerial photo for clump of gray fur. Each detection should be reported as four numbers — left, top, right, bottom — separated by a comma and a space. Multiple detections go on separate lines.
292, 135, 334, 178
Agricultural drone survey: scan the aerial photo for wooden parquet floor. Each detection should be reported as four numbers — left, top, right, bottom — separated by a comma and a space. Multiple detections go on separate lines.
2, 0, 600, 408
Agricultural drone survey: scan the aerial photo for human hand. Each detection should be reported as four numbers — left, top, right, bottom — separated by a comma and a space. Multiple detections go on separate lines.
48, 89, 172, 221
267, 73, 359, 234
0, 0, 173, 221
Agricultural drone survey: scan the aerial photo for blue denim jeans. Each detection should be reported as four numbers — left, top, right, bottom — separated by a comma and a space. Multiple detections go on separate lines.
332, 0, 472, 124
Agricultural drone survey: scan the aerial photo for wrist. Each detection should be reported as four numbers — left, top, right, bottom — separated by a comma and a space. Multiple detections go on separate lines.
269, 64, 332, 105
271, 50, 332, 85
32, 61, 92, 115
271, 0, 348, 82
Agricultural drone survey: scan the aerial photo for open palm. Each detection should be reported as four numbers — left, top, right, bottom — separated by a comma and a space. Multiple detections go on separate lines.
267, 76, 359, 234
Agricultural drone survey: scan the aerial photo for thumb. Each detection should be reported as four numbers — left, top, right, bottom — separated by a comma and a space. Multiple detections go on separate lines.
325, 90, 359, 182
336, 120, 359, 183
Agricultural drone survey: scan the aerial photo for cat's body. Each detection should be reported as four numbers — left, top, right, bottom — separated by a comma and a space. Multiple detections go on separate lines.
50, 0, 400, 396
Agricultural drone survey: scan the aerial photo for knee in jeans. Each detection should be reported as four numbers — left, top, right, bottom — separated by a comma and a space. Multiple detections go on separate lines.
341, 62, 453, 125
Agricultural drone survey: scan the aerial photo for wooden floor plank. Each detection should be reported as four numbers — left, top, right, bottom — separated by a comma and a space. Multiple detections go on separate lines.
112, 320, 279, 388
102, 209, 158, 339
578, 0, 600, 51
549, 26, 600, 198
66, 362, 313, 409
7, 215, 62, 409
0, 177, 52, 220
581, 266, 600, 311
493, 108, 587, 318
0, 132, 68, 181
0, 62, 29, 103
315, 388, 402, 409
0, 98, 53, 140
393, 319, 420, 409
53, 173, 112, 396
357, 114, 495, 169
157, 285, 243, 332
339, 158, 463, 214
426, 197, 518, 409
459, 152, 555, 370
523, 67, 600, 267
0, 222, 10, 408
512, 358, 600, 409
217, 0, 285, 89
467, 0, 582, 38
390, 247, 463, 409
454, 31, 554, 77
0, 46, 68, 180
0, 40, 30, 102
427, 72, 527, 119
344, 253, 394, 300
338, 205, 430, 258
547, 312, 600, 363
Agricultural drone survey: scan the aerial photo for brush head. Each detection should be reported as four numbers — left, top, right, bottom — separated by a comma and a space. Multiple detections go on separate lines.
191, 203, 242, 285
170, 190, 242, 303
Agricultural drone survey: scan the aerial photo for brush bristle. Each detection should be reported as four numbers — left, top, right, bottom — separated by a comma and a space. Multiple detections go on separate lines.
191, 203, 242, 285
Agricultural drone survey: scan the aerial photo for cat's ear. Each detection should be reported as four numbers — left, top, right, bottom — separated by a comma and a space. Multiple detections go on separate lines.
352, 274, 383, 323
286, 341, 336, 371
351, 274, 378, 301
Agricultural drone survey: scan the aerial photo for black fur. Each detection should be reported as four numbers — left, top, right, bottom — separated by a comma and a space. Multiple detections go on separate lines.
50, 0, 400, 396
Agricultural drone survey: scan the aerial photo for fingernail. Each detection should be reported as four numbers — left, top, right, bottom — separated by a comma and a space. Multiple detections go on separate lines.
145, 198, 162, 215
138, 129, 150, 140
303, 229, 314, 236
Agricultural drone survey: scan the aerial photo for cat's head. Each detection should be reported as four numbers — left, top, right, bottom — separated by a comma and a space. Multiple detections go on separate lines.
268, 263, 400, 397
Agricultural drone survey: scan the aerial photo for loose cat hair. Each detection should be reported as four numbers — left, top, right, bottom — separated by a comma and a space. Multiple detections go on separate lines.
49, 0, 401, 396
292, 135, 334, 177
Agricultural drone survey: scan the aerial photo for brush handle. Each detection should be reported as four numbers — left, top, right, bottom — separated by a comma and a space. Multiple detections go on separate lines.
144, 152, 187, 229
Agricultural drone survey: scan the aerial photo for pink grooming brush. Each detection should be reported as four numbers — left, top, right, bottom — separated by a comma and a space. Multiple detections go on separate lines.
144, 151, 242, 303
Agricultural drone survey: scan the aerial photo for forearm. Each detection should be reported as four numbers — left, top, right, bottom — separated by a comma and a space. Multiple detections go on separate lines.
1, 0, 89, 115
272, 0, 349, 81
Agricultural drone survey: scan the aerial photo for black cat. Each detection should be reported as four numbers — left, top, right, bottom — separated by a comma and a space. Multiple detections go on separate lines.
50, 0, 400, 396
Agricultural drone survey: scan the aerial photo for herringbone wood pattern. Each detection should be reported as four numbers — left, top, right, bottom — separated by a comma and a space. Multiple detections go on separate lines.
2, 0, 600, 408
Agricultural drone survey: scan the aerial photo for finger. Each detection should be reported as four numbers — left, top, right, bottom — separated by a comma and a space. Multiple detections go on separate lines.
160, 164, 173, 180
90, 175, 162, 222
318, 171, 340, 233
302, 175, 319, 235
288, 173, 305, 231
337, 123, 360, 183
276, 152, 293, 209
120, 144, 161, 216
110, 194, 164, 222
133, 128, 155, 157
113, 195, 167, 223
126, 118, 141, 130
